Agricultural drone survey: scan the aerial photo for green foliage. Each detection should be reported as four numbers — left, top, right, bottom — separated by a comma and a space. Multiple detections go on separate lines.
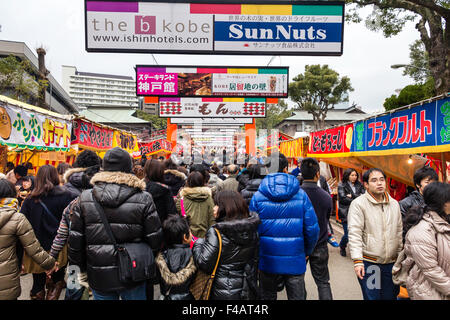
402, 40, 431, 84
256, 99, 291, 132
383, 78, 435, 111
135, 110, 167, 129
0, 55, 46, 104
289, 64, 353, 129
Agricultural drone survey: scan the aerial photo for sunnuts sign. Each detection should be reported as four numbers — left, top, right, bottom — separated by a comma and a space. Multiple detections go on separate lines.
85, 0, 344, 55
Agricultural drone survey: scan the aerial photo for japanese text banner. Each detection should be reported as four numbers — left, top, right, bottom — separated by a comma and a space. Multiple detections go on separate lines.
113, 130, 140, 158
159, 98, 266, 118
352, 96, 450, 155
308, 124, 354, 156
72, 119, 114, 151
0, 102, 72, 151
139, 140, 173, 157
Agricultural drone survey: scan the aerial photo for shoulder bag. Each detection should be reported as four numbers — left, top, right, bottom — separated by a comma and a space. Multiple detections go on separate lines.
189, 228, 222, 300
93, 198, 155, 283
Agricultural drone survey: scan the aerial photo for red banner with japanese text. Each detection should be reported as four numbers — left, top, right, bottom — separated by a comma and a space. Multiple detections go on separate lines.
308, 124, 354, 156
72, 118, 114, 152
139, 139, 173, 157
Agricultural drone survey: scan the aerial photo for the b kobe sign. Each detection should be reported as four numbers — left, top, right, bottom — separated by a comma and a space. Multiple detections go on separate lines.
85, 0, 344, 55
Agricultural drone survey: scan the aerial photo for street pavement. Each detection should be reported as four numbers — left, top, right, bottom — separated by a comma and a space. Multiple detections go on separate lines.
18, 219, 362, 300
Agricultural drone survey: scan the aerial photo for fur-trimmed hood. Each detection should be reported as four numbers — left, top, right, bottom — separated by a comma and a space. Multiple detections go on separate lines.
164, 169, 187, 180
214, 211, 261, 246
90, 171, 147, 208
180, 187, 211, 202
63, 168, 86, 184
156, 253, 197, 286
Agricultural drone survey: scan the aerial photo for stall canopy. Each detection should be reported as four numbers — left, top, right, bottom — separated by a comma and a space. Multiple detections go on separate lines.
307, 94, 450, 186
0, 95, 72, 152
279, 136, 305, 159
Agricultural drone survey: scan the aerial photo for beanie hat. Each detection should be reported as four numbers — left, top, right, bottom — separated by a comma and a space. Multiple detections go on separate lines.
102, 147, 132, 173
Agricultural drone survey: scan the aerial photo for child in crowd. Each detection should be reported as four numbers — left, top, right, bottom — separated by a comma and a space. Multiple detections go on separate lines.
156, 215, 197, 300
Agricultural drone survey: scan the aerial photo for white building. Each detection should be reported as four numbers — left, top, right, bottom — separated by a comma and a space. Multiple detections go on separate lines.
62, 65, 138, 108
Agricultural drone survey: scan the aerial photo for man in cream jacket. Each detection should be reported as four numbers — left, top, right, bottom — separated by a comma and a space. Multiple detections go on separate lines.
348, 168, 403, 300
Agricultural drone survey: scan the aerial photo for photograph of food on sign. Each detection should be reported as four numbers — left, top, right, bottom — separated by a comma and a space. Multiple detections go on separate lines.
136, 66, 289, 98
178, 73, 212, 96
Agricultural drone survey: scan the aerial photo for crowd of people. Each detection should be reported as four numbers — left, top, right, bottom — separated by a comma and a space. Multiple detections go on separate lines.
0, 147, 448, 301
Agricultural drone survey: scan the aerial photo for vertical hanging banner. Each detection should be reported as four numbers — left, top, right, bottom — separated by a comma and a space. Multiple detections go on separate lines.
136, 65, 289, 97
85, 1, 344, 56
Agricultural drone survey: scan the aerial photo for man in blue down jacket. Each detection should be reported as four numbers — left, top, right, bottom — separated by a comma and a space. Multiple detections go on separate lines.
249, 152, 319, 300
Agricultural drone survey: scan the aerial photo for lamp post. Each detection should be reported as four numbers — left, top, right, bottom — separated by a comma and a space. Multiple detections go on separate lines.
390, 64, 429, 72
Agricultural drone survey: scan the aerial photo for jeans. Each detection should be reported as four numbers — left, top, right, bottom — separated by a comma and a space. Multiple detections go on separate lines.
92, 283, 147, 300
357, 261, 399, 300
259, 271, 306, 300
307, 243, 333, 300
339, 222, 349, 249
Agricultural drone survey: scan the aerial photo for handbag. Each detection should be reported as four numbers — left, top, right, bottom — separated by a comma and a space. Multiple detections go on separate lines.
189, 228, 222, 300
93, 198, 156, 283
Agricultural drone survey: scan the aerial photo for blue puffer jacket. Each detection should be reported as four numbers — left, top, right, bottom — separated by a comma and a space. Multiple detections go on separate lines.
249, 173, 319, 275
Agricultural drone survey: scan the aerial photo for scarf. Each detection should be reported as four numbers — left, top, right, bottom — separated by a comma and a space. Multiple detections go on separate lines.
0, 197, 19, 210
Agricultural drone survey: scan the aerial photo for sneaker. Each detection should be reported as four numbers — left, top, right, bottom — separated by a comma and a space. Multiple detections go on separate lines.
340, 247, 347, 257
327, 235, 339, 247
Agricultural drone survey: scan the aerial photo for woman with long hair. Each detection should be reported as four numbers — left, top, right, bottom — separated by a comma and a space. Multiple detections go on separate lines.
0, 179, 56, 300
337, 168, 365, 257
241, 163, 267, 206
192, 190, 260, 300
20, 165, 73, 300
399, 182, 450, 300
144, 158, 177, 225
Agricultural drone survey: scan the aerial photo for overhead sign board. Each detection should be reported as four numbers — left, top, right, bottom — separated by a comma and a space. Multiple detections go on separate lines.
171, 118, 253, 124
85, 1, 344, 56
136, 65, 288, 97
159, 97, 266, 118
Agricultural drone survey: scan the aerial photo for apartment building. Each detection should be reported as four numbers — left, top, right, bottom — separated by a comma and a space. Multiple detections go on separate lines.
62, 65, 138, 108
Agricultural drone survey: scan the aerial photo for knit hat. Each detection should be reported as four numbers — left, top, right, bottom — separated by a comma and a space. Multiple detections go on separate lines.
102, 147, 132, 173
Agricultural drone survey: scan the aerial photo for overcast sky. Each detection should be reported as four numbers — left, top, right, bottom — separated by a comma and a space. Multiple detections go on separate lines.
0, 1, 421, 113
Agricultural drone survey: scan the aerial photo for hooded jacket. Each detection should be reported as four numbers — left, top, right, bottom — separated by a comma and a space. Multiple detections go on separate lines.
64, 168, 86, 199
403, 211, 450, 300
337, 180, 365, 223
177, 187, 215, 238
348, 192, 403, 267
192, 212, 260, 300
156, 244, 197, 300
399, 191, 424, 217
146, 181, 177, 224
164, 169, 186, 197
249, 173, 319, 275
0, 198, 55, 300
68, 171, 163, 293
240, 178, 263, 206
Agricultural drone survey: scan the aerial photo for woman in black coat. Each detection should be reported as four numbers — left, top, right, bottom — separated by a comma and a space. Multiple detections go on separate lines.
163, 158, 187, 197
241, 164, 266, 206
192, 191, 260, 300
144, 158, 177, 225
337, 168, 365, 256
20, 165, 74, 300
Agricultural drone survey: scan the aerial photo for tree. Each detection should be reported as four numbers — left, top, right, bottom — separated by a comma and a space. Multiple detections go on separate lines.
402, 39, 432, 83
135, 110, 167, 129
383, 77, 435, 111
289, 64, 353, 130
0, 54, 47, 104
345, 0, 449, 94
256, 99, 291, 132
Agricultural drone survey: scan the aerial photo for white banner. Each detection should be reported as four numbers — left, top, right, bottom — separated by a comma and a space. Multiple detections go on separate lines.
171, 117, 253, 124
0, 103, 72, 151
85, 1, 344, 56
